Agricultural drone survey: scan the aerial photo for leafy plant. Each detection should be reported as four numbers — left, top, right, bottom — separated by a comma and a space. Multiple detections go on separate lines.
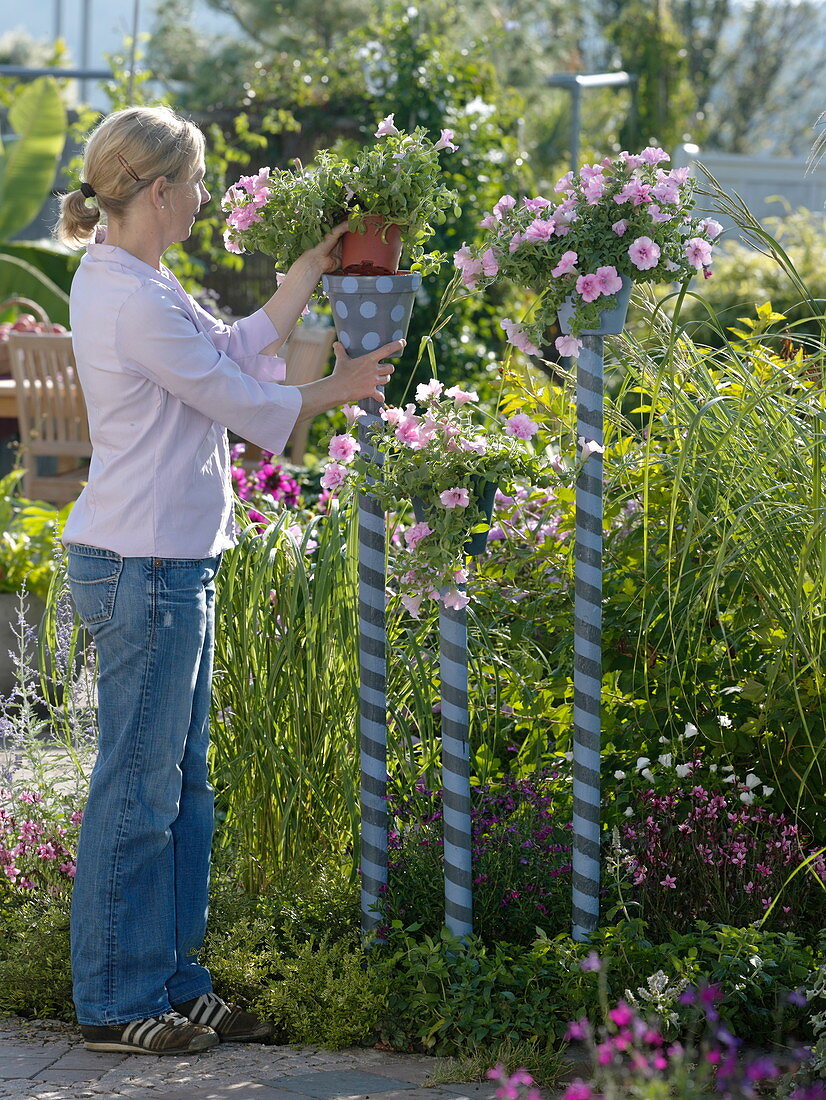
0, 470, 69, 600
222, 119, 460, 276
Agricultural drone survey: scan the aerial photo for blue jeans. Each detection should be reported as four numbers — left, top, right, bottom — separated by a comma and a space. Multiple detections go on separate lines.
67, 546, 221, 1026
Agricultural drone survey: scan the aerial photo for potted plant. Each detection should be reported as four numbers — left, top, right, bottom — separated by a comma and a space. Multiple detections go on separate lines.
317, 381, 553, 615
222, 116, 461, 278
453, 146, 723, 357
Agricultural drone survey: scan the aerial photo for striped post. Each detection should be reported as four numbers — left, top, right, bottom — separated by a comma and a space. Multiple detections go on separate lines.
572, 333, 604, 941
322, 273, 421, 939
439, 587, 473, 938
357, 400, 388, 938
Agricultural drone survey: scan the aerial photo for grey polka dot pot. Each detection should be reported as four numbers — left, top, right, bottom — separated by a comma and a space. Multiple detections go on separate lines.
322, 272, 422, 357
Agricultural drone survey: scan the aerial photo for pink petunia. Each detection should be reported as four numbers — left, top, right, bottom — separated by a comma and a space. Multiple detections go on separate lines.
523, 196, 552, 212
327, 434, 360, 464
441, 587, 470, 610
453, 244, 484, 288
575, 272, 602, 303
227, 204, 262, 231
493, 194, 517, 219
551, 250, 578, 277
400, 593, 424, 618
579, 437, 605, 459
439, 488, 471, 508
375, 113, 399, 137
628, 236, 661, 270
611, 219, 628, 237
684, 236, 713, 268
223, 229, 243, 255
404, 521, 433, 549
525, 219, 555, 242
342, 404, 365, 423
555, 335, 582, 358
651, 179, 680, 204
415, 379, 444, 404
396, 417, 428, 449
595, 265, 623, 295
500, 319, 540, 356
480, 247, 499, 276
509, 232, 524, 253
320, 463, 348, 491
505, 413, 539, 440
479, 214, 498, 230
640, 145, 670, 165
698, 217, 723, 240
445, 384, 479, 405
380, 406, 404, 426
434, 128, 458, 152
582, 176, 606, 204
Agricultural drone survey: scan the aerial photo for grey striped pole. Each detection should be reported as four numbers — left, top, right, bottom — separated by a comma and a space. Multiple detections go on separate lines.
357, 400, 389, 937
439, 587, 473, 938
572, 333, 604, 940
322, 273, 421, 938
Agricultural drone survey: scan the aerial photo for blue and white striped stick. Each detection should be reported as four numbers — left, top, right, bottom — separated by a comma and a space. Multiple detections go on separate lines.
357, 398, 388, 938
572, 333, 604, 941
439, 587, 473, 938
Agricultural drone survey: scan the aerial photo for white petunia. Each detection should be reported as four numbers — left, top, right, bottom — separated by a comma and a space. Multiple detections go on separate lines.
614, 770, 626, 780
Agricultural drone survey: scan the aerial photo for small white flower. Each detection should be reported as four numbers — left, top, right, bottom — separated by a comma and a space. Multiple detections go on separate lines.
675, 764, 691, 778
658, 753, 672, 767
723, 774, 736, 783
624, 807, 634, 817
635, 757, 650, 771
614, 770, 626, 780
683, 723, 699, 737
762, 785, 774, 797
563, 751, 573, 761
740, 791, 755, 805
641, 768, 654, 781
709, 764, 718, 772
658, 736, 668, 744
718, 714, 733, 728
721, 764, 735, 772
745, 773, 761, 789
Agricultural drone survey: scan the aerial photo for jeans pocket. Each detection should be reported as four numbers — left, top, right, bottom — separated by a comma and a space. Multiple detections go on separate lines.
67, 549, 124, 627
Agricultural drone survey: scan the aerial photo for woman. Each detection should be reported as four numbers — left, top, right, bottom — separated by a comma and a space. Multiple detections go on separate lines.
55, 105, 398, 1056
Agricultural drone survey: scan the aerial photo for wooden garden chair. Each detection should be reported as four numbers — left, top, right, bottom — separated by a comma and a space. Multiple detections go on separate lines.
8, 332, 91, 506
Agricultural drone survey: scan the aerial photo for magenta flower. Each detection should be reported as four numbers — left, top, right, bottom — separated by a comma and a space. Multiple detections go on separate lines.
552, 250, 579, 277
608, 1001, 634, 1028
575, 272, 602, 302
328, 433, 360, 464
628, 236, 661, 270
505, 413, 539, 440
439, 488, 471, 508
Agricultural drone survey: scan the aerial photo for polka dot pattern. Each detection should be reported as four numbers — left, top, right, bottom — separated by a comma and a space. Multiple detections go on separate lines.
359, 301, 378, 318
322, 273, 422, 358
362, 332, 381, 351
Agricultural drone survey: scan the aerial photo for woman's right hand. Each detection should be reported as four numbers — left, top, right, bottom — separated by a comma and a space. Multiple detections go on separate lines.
329, 339, 403, 404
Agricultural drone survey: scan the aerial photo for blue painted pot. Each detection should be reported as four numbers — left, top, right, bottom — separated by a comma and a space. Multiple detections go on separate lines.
322, 272, 422, 357
557, 275, 633, 336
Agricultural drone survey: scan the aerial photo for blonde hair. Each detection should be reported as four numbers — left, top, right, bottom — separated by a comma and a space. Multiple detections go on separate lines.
56, 105, 205, 248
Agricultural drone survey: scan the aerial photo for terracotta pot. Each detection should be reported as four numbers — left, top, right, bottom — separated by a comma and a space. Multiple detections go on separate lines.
340, 217, 403, 276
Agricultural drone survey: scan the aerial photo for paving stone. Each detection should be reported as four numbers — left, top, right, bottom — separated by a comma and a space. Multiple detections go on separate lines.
356, 1064, 437, 1086
255, 1070, 417, 1098
28, 1074, 99, 1086
439, 1086, 501, 1100
48, 1053, 128, 1071
138, 1086, 309, 1100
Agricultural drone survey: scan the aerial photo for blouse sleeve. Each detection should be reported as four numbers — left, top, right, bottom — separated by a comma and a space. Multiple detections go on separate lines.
115, 281, 302, 453
185, 294, 288, 383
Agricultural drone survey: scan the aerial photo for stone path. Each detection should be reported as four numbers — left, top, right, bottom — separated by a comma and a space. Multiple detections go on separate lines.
0, 1018, 557, 1100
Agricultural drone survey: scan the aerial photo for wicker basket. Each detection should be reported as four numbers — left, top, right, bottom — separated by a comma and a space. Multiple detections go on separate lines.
0, 297, 51, 378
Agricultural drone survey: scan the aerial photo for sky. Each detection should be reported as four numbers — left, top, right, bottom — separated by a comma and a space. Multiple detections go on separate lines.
0, 0, 236, 105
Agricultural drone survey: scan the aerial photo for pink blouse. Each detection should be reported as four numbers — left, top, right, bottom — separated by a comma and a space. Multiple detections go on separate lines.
62, 241, 302, 557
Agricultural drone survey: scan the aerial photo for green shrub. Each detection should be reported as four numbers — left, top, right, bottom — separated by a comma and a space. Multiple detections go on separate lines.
0, 896, 73, 1019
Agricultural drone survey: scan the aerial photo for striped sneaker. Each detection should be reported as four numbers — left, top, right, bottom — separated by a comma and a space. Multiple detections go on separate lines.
174, 992, 273, 1043
81, 1010, 218, 1054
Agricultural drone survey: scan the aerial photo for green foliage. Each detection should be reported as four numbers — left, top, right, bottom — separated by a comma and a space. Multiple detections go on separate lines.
0, 470, 70, 599
606, 0, 696, 151
676, 206, 826, 349
0, 78, 67, 240
0, 895, 74, 1020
